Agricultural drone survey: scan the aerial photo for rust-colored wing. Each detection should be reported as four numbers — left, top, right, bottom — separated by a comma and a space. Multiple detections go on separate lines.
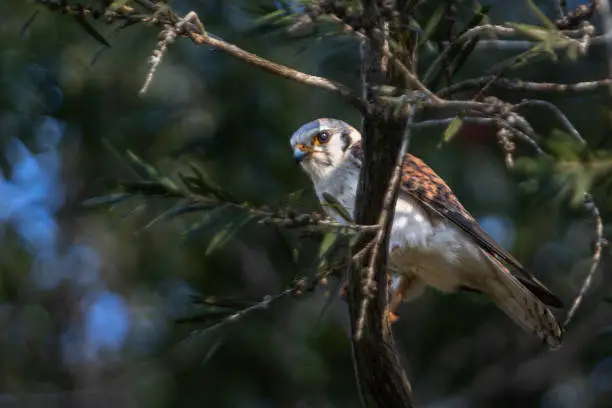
399, 153, 563, 308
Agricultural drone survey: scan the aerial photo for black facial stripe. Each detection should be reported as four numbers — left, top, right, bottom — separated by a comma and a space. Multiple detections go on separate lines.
349, 142, 364, 163
340, 130, 351, 152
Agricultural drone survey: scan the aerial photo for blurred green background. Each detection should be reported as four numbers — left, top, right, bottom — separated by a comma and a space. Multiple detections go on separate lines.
1, 0, 612, 407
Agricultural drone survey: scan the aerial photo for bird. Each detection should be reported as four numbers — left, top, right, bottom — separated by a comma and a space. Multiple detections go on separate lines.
289, 118, 564, 349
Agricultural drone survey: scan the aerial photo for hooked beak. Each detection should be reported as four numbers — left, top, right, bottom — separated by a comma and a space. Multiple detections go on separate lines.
293, 144, 311, 163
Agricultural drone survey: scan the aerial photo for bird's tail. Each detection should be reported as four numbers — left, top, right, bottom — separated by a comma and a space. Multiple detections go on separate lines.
479, 257, 564, 349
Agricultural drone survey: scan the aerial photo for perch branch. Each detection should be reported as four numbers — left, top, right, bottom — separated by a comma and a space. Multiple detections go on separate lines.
345, 2, 415, 405
355, 110, 415, 340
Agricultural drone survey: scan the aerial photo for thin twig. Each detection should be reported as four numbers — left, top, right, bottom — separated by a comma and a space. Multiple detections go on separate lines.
393, 58, 443, 103
470, 33, 603, 51
513, 99, 586, 144
407, 114, 544, 154
326, 9, 442, 103
183, 198, 379, 235
437, 76, 612, 97
179, 12, 368, 113
423, 24, 594, 85
494, 116, 545, 155
407, 116, 500, 129
497, 127, 516, 168
258, 213, 380, 234
555, 2, 597, 30
181, 275, 325, 340
139, 24, 176, 95
564, 193, 607, 326
555, 0, 567, 19
354, 110, 415, 340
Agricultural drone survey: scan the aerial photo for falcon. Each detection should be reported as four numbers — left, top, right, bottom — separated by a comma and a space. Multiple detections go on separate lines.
289, 118, 564, 349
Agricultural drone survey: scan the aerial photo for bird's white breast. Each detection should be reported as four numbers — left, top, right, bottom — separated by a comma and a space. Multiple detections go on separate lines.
313, 164, 488, 295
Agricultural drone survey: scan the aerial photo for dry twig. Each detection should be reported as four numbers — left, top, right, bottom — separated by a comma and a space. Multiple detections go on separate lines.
437, 76, 612, 97
512, 99, 586, 144
564, 193, 607, 326
181, 275, 328, 339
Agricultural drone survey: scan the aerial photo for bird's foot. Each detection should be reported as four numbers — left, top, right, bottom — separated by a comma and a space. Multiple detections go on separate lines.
339, 279, 401, 323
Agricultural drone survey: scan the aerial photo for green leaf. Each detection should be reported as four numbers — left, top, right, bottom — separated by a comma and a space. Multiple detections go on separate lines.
321, 193, 354, 223
505, 22, 571, 62
141, 201, 191, 230
191, 296, 256, 308
419, 4, 446, 45
119, 181, 182, 196
442, 117, 463, 143
525, 0, 558, 31
73, 16, 110, 48
318, 233, 338, 258
81, 193, 132, 207
457, 5, 491, 37
252, 9, 286, 26
205, 214, 254, 256
187, 162, 238, 203
506, 22, 555, 41
199, 337, 224, 366
126, 150, 159, 179
183, 204, 230, 237
166, 201, 218, 218
427, 5, 490, 89
178, 172, 201, 191
20, 10, 39, 36
485, 43, 549, 73
405, 16, 426, 36
449, 38, 479, 77
109, 0, 130, 10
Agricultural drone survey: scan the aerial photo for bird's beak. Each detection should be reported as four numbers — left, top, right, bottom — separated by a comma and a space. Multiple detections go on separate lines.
293, 144, 311, 163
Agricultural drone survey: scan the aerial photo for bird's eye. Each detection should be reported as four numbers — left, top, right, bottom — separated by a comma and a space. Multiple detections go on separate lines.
315, 131, 331, 144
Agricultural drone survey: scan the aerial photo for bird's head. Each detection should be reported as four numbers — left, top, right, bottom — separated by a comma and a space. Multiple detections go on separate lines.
289, 118, 361, 182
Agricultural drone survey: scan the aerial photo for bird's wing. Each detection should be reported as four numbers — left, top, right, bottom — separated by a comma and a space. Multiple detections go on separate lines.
399, 153, 563, 308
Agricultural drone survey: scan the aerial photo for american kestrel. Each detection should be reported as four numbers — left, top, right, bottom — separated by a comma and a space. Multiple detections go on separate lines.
290, 118, 564, 349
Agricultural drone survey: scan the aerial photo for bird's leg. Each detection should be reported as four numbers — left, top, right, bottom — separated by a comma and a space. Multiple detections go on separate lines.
338, 275, 402, 323
389, 276, 409, 323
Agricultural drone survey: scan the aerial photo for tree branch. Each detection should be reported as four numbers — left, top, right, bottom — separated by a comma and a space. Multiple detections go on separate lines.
423, 23, 596, 85
188, 24, 368, 113
437, 76, 612, 97
180, 274, 328, 340
512, 99, 586, 144
346, 2, 415, 406
355, 110, 415, 339
34, 1, 369, 114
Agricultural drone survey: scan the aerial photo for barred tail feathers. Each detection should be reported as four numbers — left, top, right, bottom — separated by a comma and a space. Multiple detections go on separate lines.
480, 257, 564, 349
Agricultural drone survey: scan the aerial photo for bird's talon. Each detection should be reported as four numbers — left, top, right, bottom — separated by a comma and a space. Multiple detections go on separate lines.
389, 311, 400, 323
